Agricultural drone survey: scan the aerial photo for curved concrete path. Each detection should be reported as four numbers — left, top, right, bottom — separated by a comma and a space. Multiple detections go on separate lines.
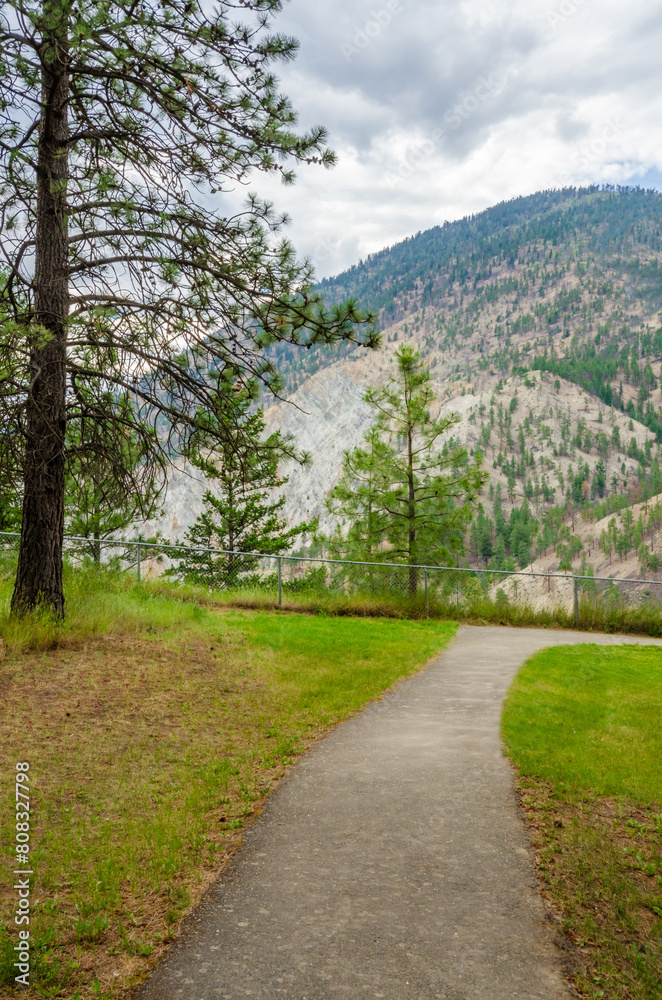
137, 626, 662, 1000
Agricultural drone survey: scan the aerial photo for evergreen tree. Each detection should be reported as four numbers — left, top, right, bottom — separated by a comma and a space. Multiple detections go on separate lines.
0, 0, 376, 615
650, 460, 662, 497
327, 347, 487, 593
599, 527, 613, 566
490, 534, 507, 571
493, 483, 507, 536
592, 460, 607, 498
648, 500, 662, 536
507, 474, 516, 504
325, 428, 391, 563
169, 386, 315, 588
508, 499, 538, 568
556, 528, 583, 571
477, 512, 494, 565
64, 395, 162, 560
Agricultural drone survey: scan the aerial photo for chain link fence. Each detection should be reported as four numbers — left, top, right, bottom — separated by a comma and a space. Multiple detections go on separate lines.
2, 530, 662, 629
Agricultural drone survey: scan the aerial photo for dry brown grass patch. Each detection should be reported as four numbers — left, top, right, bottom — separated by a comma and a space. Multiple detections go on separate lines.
0, 626, 310, 998
517, 776, 662, 1000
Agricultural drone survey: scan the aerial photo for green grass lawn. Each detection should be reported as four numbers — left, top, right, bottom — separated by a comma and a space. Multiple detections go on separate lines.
0, 563, 456, 999
503, 645, 662, 1000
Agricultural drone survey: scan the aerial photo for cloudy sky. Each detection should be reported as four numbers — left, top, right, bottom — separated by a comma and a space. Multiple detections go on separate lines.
230, 0, 662, 279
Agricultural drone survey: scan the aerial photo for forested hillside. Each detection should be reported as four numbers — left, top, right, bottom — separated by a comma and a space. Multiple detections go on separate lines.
254, 187, 662, 585
154, 186, 662, 587
276, 186, 662, 407
319, 186, 662, 317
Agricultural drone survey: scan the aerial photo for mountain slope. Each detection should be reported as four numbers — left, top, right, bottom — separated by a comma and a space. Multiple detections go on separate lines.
266, 186, 662, 573
153, 187, 662, 580
275, 186, 662, 418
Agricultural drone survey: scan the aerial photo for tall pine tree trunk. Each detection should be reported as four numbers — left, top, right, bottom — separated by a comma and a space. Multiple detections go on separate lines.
12, 2, 69, 616
407, 424, 417, 597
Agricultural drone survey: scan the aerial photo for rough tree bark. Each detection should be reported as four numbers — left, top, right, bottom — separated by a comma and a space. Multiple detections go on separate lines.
11, 2, 69, 616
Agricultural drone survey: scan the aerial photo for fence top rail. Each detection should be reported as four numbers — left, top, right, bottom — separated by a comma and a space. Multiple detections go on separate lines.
0, 530, 660, 588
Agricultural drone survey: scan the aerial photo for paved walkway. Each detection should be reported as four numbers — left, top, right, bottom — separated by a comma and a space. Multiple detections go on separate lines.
137, 626, 662, 1000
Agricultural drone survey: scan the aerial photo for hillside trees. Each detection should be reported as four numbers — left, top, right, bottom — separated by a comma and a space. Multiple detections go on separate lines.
469, 511, 494, 566
327, 347, 487, 593
0, 0, 376, 616
534, 343, 662, 442
319, 188, 662, 323
310, 186, 662, 443
592, 460, 607, 498
479, 490, 539, 570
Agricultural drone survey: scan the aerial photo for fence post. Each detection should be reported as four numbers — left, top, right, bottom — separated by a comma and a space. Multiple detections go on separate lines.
137, 544, 142, 582
573, 576, 579, 626
424, 568, 429, 618
277, 557, 282, 608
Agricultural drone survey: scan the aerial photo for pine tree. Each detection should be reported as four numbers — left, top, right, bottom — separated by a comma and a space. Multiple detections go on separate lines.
592, 460, 607, 498
169, 387, 315, 589
0, 0, 376, 615
326, 427, 392, 563
64, 393, 162, 560
474, 512, 494, 566
327, 347, 487, 594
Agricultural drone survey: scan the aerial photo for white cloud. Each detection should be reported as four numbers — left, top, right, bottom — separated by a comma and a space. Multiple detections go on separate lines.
228, 0, 662, 278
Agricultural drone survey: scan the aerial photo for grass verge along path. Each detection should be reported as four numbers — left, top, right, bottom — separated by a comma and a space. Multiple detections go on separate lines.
502, 644, 662, 1000
167, 578, 662, 638
0, 564, 456, 1000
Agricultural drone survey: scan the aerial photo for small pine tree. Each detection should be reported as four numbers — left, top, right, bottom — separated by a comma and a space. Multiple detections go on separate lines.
169, 386, 316, 588
325, 427, 391, 563
65, 406, 162, 560
327, 347, 487, 594
638, 543, 651, 579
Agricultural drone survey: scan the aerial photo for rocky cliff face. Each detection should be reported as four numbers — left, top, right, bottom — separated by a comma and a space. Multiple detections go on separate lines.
262, 362, 375, 534
144, 342, 656, 546
141, 359, 379, 542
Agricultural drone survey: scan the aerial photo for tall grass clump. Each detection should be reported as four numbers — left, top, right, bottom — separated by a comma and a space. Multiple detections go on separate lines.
0, 555, 208, 654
